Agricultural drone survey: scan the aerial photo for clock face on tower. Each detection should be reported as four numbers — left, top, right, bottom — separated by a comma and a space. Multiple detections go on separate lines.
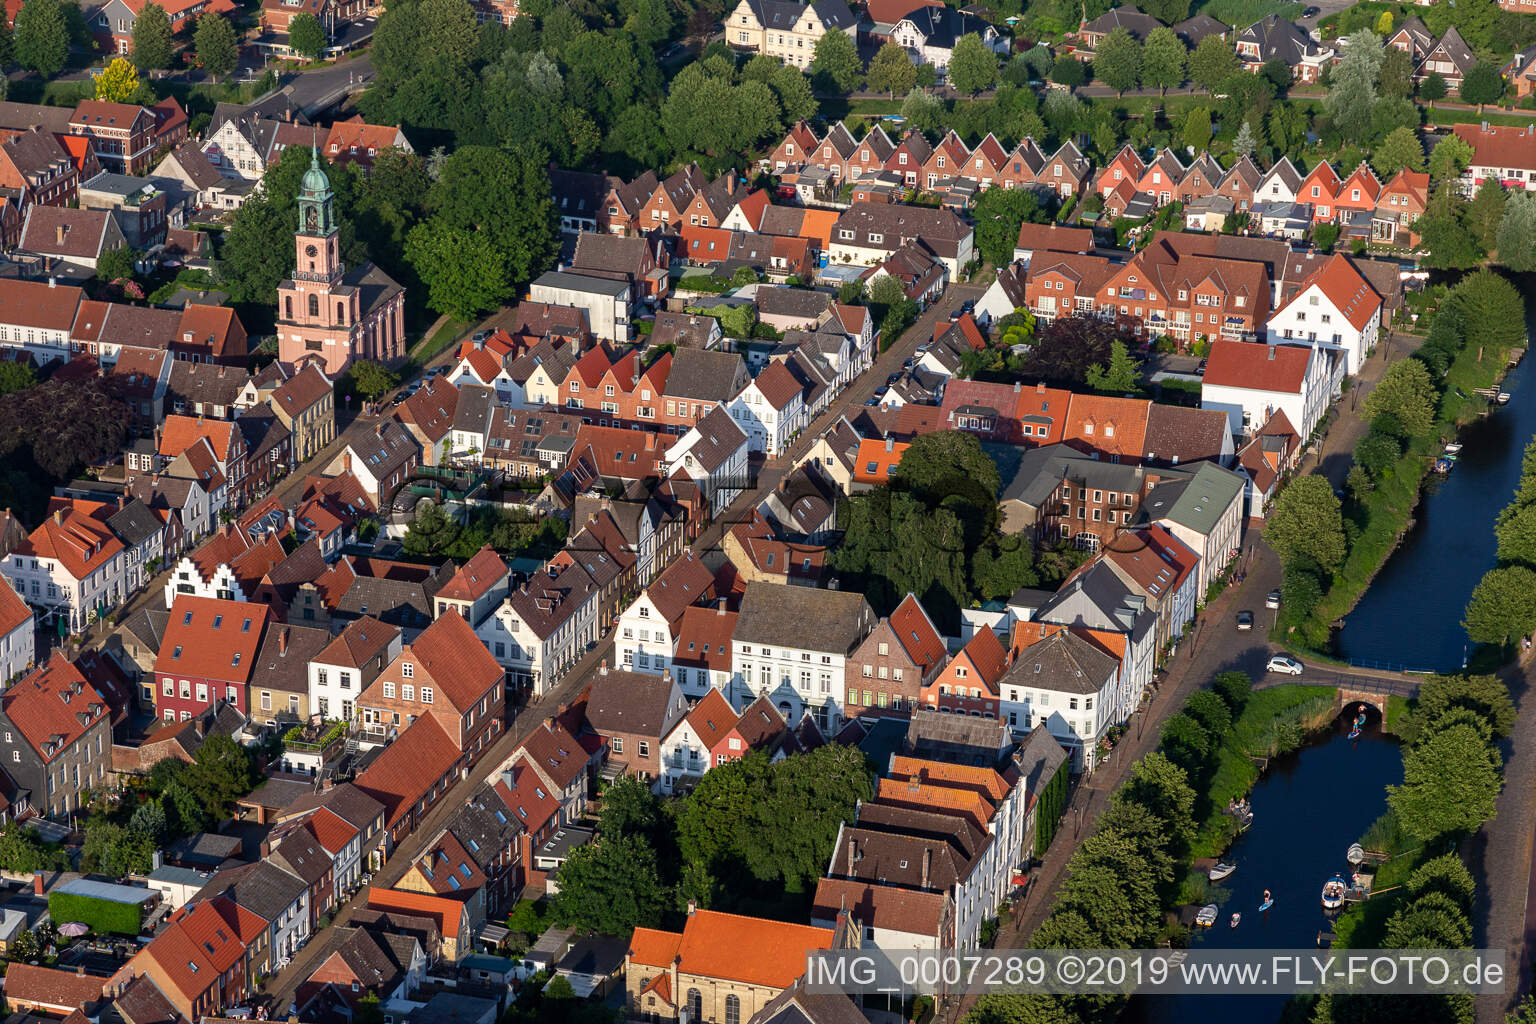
305, 244, 318, 258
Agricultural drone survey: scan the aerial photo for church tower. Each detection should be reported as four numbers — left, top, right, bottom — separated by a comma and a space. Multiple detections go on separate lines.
275, 146, 407, 376
295, 145, 342, 285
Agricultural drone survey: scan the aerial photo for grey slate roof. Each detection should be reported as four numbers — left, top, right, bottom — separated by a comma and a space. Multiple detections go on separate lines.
678, 405, 749, 473
1000, 628, 1120, 695
452, 383, 495, 436
746, 0, 855, 30
1136, 461, 1244, 535
749, 983, 869, 1024
1037, 561, 1155, 643
755, 286, 833, 320
196, 859, 308, 924
1238, 13, 1319, 64
664, 348, 748, 402
1014, 723, 1070, 797
1173, 12, 1226, 45
1081, 4, 1162, 40
1001, 443, 1180, 506
894, 5, 994, 47
733, 581, 873, 653
106, 499, 161, 548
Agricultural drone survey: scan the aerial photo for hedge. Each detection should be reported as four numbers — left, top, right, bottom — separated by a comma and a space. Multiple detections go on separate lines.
48, 891, 143, 936
1033, 757, 1069, 857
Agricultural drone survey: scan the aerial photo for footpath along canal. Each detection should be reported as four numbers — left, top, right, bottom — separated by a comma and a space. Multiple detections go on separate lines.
1123, 714, 1402, 1024
1336, 301, 1536, 671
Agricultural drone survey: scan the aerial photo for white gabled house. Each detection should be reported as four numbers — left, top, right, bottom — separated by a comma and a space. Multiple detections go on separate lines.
614, 550, 715, 683
1201, 338, 1333, 442
663, 406, 750, 518
482, 561, 599, 696
729, 362, 806, 457
1266, 253, 1382, 377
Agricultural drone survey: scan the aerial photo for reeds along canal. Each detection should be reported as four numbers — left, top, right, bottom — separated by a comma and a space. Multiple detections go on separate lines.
1124, 712, 1402, 1024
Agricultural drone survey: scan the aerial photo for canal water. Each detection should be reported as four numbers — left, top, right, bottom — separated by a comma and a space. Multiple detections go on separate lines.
1125, 714, 1402, 1024
1335, 300, 1536, 671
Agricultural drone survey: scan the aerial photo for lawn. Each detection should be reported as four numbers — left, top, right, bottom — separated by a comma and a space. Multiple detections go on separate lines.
1190, 685, 1337, 858
405, 317, 471, 373
1194, 0, 1300, 27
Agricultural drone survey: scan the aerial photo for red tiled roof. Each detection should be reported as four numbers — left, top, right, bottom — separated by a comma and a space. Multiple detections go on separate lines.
354, 716, 461, 827
1452, 122, 1536, 173
887, 593, 945, 670
0, 574, 30, 638
365, 887, 466, 944
1298, 252, 1380, 331
1202, 338, 1311, 393
497, 755, 560, 832
154, 596, 269, 685
436, 545, 506, 603
3, 964, 105, 1012
681, 687, 736, 750
158, 413, 237, 462
630, 910, 834, 989
852, 437, 907, 485
1062, 393, 1150, 461
753, 362, 802, 410
20, 500, 122, 581
3, 654, 108, 763
672, 605, 736, 673
376, 609, 502, 713
515, 717, 589, 790
306, 806, 359, 855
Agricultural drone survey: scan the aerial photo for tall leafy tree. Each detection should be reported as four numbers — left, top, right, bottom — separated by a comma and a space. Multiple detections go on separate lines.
808, 29, 861, 93
1459, 60, 1504, 109
1371, 124, 1425, 177
971, 186, 1040, 267
288, 12, 326, 59
1232, 119, 1258, 157
1189, 33, 1237, 91
948, 32, 999, 95
1465, 565, 1536, 645
551, 835, 669, 934
1182, 106, 1211, 152
1084, 339, 1140, 393
1325, 29, 1381, 145
1266, 475, 1347, 573
193, 13, 237, 77
1388, 721, 1502, 841
1363, 359, 1436, 438
1050, 54, 1085, 88
404, 220, 512, 318
1377, 44, 1413, 98
15, 0, 68, 77
1139, 26, 1185, 95
1139, 0, 1189, 23
866, 41, 915, 97
1497, 191, 1536, 272
94, 56, 141, 102
130, 1, 174, 70
425, 144, 556, 287
1419, 70, 1447, 104
1092, 27, 1141, 96
1465, 177, 1507, 252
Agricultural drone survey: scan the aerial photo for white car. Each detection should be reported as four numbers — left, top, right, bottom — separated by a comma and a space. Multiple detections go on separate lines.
1266, 655, 1303, 676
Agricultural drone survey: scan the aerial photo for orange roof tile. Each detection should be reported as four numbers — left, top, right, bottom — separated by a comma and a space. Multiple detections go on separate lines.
1062, 393, 1150, 461
366, 887, 467, 942
887, 755, 1011, 803
3, 653, 108, 763
158, 413, 237, 462
155, 596, 269, 684
355, 716, 460, 827
436, 545, 507, 603
874, 776, 994, 829
628, 927, 683, 970
671, 910, 834, 988
886, 593, 945, 671
682, 688, 737, 750
0, 574, 30, 638
853, 437, 907, 485
796, 209, 840, 249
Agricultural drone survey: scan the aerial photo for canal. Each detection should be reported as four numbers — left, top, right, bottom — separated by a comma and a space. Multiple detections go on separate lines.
1125, 714, 1402, 1024
1335, 301, 1536, 671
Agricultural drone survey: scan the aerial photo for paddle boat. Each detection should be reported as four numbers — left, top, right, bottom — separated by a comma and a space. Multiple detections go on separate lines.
1195, 905, 1218, 927
1209, 862, 1237, 882
1321, 875, 1347, 911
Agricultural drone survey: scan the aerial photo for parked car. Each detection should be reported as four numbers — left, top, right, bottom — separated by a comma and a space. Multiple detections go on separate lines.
1196, 359, 1207, 375
1236, 610, 1254, 631
887, 373, 902, 385
1265, 589, 1282, 609
1267, 655, 1304, 675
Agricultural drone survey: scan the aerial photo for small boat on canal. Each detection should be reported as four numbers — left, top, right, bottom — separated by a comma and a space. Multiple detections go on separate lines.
1209, 862, 1237, 882
1321, 875, 1347, 911
1196, 905, 1218, 927
1435, 457, 1454, 474
1230, 913, 1241, 929
1443, 442, 1463, 456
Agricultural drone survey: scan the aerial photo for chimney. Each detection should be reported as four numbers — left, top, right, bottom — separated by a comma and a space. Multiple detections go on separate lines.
76, 965, 86, 979
686, 898, 697, 916
47, 277, 55, 289
343, 452, 352, 473
885, 438, 894, 452
599, 660, 607, 675
1267, 345, 1276, 361
52, 508, 62, 525
32, 871, 43, 895
1037, 382, 1046, 394
152, 850, 162, 871
55, 223, 65, 246
921, 847, 931, 889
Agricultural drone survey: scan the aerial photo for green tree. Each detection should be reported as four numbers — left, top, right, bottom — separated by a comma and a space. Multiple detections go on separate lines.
194, 13, 237, 78
15, 0, 67, 77
1326, 29, 1381, 145
598, 775, 662, 840
1092, 27, 1141, 96
1363, 359, 1436, 438
948, 33, 999, 95
1139, 26, 1185, 95
1407, 673, 1516, 742
426, 145, 555, 287
1116, 752, 1196, 857
1182, 691, 1232, 743
900, 87, 944, 133
1084, 339, 1139, 393
971, 533, 1038, 601
971, 186, 1040, 267
96, 245, 136, 283
551, 834, 669, 934
808, 30, 861, 93
348, 359, 399, 401
1496, 501, 1536, 567
1371, 124, 1425, 178
0, 362, 35, 396
1419, 70, 1447, 104
1266, 475, 1347, 572
402, 500, 461, 558
1212, 671, 1252, 716
128, 801, 169, 846
404, 221, 512, 318
1377, 44, 1413, 98
1158, 714, 1210, 776
1417, 204, 1483, 270
1182, 106, 1211, 155
1445, 268, 1527, 358
130, 1, 174, 70
1050, 54, 1085, 88
1428, 132, 1473, 184
890, 429, 1001, 504
1140, 0, 1190, 23
1406, 853, 1476, 914
288, 11, 326, 59
1190, 33, 1237, 91
1466, 178, 1507, 252
1233, 119, 1258, 157
1353, 430, 1401, 479
1465, 565, 1536, 645
866, 42, 915, 97
1388, 721, 1502, 841
1497, 191, 1536, 271
94, 56, 141, 102
1459, 61, 1504, 109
